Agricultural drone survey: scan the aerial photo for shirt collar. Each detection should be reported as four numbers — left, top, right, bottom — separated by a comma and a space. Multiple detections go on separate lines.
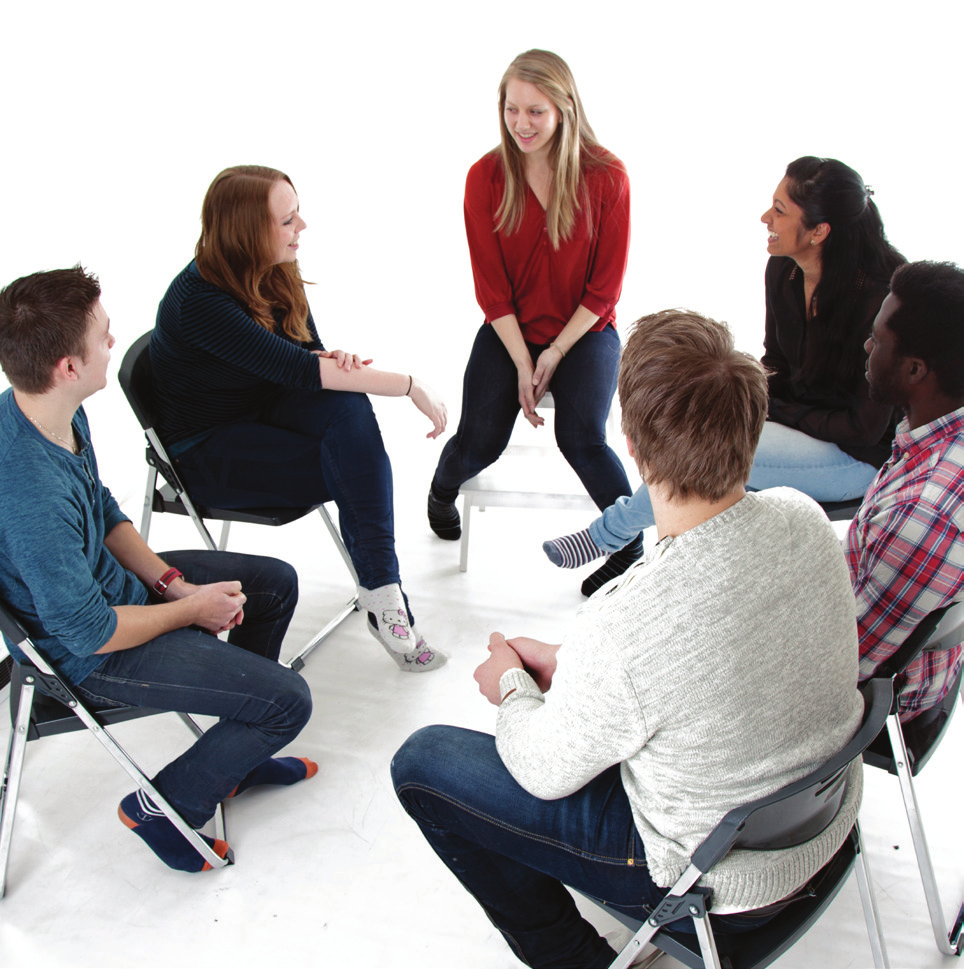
894, 405, 964, 456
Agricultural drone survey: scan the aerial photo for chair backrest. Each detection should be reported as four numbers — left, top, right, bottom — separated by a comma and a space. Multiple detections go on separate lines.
883, 599, 964, 678
117, 331, 157, 433
691, 678, 892, 872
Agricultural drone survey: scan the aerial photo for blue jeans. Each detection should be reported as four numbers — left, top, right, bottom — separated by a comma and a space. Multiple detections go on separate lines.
585, 420, 879, 553
392, 725, 663, 968
747, 421, 877, 502
74, 550, 312, 829
432, 325, 632, 512
175, 387, 399, 590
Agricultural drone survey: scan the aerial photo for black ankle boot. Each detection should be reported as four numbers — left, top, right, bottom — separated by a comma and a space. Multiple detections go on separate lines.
427, 490, 461, 540
580, 535, 643, 596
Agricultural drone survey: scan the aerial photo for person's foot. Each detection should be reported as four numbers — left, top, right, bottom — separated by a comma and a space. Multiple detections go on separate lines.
227, 757, 318, 798
580, 536, 644, 597
543, 527, 603, 568
357, 584, 448, 672
427, 490, 461, 540
119, 790, 230, 872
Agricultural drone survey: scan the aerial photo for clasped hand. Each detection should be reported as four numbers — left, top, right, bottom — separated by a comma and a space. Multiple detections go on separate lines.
473, 632, 561, 705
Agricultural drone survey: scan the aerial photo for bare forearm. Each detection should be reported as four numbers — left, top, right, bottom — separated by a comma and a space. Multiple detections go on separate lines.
99, 600, 208, 653
490, 314, 532, 368
550, 304, 601, 356
104, 521, 174, 589
317, 358, 412, 396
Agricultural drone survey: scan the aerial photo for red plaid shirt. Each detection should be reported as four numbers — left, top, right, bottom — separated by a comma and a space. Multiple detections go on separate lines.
845, 407, 964, 721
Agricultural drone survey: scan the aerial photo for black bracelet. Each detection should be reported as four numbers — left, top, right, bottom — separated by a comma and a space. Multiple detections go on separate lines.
406, 375, 413, 396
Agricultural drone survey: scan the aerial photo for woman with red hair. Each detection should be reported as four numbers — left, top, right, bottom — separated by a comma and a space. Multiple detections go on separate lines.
151, 165, 446, 672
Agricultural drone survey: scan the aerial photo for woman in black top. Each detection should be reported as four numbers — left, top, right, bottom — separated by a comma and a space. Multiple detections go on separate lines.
755, 156, 905, 500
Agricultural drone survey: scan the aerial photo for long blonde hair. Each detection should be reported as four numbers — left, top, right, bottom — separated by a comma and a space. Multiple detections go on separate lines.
195, 165, 311, 341
495, 50, 608, 249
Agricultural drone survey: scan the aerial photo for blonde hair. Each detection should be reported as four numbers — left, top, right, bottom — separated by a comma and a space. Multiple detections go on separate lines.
195, 165, 311, 341
496, 49, 610, 249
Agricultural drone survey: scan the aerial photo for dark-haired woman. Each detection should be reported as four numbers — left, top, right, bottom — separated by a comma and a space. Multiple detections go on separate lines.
754, 156, 906, 500
151, 166, 447, 672
426, 49, 635, 596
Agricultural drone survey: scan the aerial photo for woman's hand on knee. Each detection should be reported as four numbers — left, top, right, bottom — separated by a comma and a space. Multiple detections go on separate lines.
408, 377, 448, 439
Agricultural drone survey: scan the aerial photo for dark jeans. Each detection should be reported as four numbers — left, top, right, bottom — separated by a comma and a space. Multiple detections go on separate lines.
175, 387, 399, 590
392, 725, 664, 968
431, 325, 632, 511
74, 550, 311, 829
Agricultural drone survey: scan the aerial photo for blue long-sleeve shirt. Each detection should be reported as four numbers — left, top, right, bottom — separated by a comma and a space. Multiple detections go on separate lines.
0, 391, 145, 684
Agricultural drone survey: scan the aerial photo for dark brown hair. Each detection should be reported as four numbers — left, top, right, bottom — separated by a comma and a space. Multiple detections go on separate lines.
195, 165, 311, 341
0, 266, 101, 393
618, 309, 768, 501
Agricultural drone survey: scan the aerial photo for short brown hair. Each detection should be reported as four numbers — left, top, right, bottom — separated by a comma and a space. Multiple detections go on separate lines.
0, 266, 101, 394
618, 309, 767, 502
195, 165, 311, 341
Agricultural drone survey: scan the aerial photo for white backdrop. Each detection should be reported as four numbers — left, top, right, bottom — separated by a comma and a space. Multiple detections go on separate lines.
1, 0, 961, 505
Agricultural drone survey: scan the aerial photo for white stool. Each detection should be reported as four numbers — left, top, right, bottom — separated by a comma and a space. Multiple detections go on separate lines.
457, 394, 622, 572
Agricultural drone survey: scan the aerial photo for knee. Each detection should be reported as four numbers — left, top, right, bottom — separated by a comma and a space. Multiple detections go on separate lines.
275, 670, 313, 735
391, 724, 475, 798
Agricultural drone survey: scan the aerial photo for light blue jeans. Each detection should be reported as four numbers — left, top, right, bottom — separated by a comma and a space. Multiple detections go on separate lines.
586, 421, 878, 551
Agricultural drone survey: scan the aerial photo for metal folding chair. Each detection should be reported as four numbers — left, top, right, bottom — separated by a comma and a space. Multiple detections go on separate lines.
863, 600, 964, 956
588, 679, 892, 969
0, 601, 230, 897
118, 332, 358, 672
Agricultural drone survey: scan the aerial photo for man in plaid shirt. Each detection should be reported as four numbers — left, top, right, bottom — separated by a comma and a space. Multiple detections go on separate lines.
846, 260, 964, 720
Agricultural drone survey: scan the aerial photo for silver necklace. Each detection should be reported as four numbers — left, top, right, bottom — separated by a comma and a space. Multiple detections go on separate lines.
27, 414, 79, 455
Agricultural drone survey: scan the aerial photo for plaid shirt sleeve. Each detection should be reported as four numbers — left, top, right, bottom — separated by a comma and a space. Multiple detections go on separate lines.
849, 497, 964, 720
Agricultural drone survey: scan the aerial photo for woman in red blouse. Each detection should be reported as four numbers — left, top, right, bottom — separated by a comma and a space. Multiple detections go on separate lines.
428, 49, 636, 593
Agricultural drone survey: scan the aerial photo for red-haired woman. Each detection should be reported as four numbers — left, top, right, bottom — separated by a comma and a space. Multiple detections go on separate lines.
427, 49, 635, 596
151, 165, 446, 672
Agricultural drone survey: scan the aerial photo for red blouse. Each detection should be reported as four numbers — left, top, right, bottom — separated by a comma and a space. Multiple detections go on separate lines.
463, 149, 631, 345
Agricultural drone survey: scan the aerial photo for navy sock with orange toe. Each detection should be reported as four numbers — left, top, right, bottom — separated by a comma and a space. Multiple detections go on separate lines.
118, 790, 229, 872
227, 756, 318, 798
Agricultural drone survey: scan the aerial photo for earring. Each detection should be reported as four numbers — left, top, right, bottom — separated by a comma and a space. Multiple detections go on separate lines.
810, 238, 817, 246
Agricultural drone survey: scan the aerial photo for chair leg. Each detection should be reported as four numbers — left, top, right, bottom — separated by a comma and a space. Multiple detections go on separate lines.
885, 714, 963, 955
0, 680, 36, 898
853, 822, 890, 968
140, 467, 158, 543
692, 913, 723, 969
317, 505, 360, 586
176, 714, 227, 845
459, 495, 474, 573
217, 520, 232, 552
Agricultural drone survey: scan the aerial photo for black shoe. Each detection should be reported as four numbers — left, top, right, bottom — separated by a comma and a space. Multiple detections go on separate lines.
427, 491, 461, 540
580, 536, 643, 597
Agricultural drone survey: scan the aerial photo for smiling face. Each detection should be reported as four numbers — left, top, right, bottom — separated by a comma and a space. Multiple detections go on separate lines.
503, 78, 560, 161
864, 293, 905, 405
268, 179, 307, 265
760, 177, 813, 262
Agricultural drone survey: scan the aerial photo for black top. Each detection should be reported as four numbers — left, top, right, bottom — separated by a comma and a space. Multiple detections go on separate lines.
151, 262, 323, 453
761, 256, 897, 469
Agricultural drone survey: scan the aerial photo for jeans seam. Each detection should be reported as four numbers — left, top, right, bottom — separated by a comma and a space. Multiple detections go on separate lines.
397, 781, 642, 867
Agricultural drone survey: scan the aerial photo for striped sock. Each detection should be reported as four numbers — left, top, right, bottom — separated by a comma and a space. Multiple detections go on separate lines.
543, 529, 603, 568
118, 789, 229, 872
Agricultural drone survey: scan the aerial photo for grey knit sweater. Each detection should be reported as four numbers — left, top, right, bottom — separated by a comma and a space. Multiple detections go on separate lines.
496, 488, 864, 912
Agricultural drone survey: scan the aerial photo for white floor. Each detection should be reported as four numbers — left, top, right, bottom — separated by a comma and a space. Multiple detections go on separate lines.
1, 431, 962, 969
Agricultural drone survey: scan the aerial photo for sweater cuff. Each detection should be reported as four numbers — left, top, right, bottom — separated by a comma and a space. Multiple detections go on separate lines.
499, 667, 540, 702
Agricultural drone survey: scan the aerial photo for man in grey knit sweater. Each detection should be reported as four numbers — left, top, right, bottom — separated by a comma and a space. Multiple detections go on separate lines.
392, 309, 864, 969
